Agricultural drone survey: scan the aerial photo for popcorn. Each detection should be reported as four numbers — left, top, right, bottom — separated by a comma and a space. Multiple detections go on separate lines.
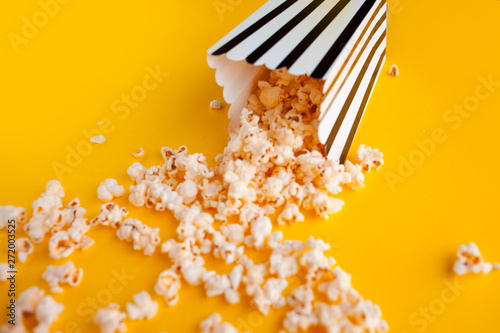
97, 179, 126, 202
155, 269, 181, 306
202, 265, 243, 304
90, 135, 106, 144
176, 179, 199, 204
244, 216, 272, 250
0, 263, 10, 281
94, 303, 127, 333
48, 231, 76, 259
210, 100, 223, 110
357, 144, 384, 171
133, 147, 145, 158
126, 291, 158, 320
116, 218, 160, 255
17, 238, 34, 263
24, 180, 65, 243
389, 64, 399, 76
453, 242, 497, 275
42, 261, 83, 293
127, 162, 147, 184
92, 203, 129, 228
252, 277, 288, 315
277, 203, 304, 225
5, 287, 64, 333
0, 205, 27, 229
34, 295, 65, 333
199, 313, 237, 333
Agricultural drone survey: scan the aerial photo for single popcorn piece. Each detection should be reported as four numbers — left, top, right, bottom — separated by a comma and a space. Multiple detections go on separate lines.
389, 64, 399, 76
116, 218, 160, 255
0, 205, 27, 229
126, 291, 158, 320
132, 147, 145, 158
453, 242, 497, 275
94, 303, 127, 333
90, 135, 106, 144
17, 237, 34, 263
199, 313, 237, 333
209, 100, 222, 110
92, 203, 129, 228
357, 144, 384, 171
35, 295, 65, 333
97, 178, 126, 202
155, 269, 181, 306
42, 261, 83, 293
0, 263, 10, 281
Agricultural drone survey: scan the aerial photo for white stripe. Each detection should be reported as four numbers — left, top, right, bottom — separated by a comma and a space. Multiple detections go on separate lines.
287, 0, 366, 79
322, 0, 385, 93
253, 0, 341, 68
317, 21, 386, 144
225, 0, 313, 62
326, 37, 386, 160
208, 0, 286, 54
320, 4, 386, 119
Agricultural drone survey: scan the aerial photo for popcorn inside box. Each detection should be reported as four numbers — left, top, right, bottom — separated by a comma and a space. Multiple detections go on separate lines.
208, 0, 388, 163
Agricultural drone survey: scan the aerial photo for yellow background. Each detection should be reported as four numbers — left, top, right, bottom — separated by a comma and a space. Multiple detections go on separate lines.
1, 0, 500, 332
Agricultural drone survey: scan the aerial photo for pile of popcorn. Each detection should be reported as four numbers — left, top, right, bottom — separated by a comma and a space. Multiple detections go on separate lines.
1, 69, 388, 333
453, 242, 500, 275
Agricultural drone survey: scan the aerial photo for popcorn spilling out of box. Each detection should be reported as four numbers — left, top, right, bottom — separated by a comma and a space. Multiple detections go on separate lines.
208, 0, 388, 162
0, 1, 392, 332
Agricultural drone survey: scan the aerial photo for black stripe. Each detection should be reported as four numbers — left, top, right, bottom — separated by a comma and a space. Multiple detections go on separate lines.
325, 29, 386, 154
247, 0, 326, 64
277, 0, 351, 70
339, 48, 386, 163
212, 0, 300, 56
311, 0, 377, 78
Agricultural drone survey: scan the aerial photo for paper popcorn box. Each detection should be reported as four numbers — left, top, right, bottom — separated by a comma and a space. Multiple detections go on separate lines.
207, 0, 387, 163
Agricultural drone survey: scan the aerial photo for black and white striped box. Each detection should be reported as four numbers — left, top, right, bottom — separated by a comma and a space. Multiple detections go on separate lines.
208, 0, 387, 163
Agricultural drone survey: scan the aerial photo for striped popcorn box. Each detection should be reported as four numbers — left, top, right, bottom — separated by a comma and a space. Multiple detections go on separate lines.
207, 0, 387, 163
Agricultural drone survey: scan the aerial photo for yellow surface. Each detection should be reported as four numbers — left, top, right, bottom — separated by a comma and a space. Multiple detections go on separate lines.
1, 0, 500, 332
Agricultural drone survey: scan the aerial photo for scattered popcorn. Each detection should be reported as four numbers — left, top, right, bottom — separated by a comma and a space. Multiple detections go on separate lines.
155, 269, 181, 306
133, 147, 145, 158
453, 242, 497, 275
90, 135, 106, 144
199, 313, 237, 333
126, 291, 158, 320
209, 100, 222, 110
389, 64, 399, 76
0, 205, 27, 229
116, 218, 160, 255
94, 303, 127, 333
17, 238, 34, 263
42, 261, 83, 293
97, 178, 126, 202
